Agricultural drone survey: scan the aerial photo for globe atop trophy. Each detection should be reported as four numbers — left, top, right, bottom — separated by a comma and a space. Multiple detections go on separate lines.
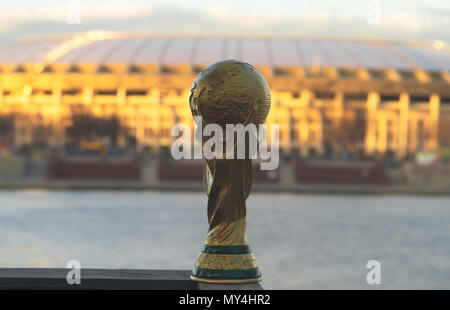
189, 59, 271, 283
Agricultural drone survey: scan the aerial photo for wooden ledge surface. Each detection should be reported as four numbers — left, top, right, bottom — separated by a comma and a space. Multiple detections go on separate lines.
0, 268, 263, 290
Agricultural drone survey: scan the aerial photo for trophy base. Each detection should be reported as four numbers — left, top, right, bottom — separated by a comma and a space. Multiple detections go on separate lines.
190, 275, 262, 284
191, 244, 262, 284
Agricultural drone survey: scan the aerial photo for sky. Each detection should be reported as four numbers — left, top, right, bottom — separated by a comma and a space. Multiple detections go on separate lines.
0, 0, 448, 45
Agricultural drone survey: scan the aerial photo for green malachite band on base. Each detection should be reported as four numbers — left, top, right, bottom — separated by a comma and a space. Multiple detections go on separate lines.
192, 266, 261, 280
201, 244, 252, 254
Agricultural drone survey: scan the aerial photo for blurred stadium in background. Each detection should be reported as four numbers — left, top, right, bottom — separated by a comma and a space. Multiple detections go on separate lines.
0, 31, 449, 188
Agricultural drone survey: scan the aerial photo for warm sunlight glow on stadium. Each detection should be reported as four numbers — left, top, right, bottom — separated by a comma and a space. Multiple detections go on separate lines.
0, 31, 449, 158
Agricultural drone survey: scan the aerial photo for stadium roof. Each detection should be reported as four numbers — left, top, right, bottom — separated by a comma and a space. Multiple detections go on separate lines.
0, 32, 449, 72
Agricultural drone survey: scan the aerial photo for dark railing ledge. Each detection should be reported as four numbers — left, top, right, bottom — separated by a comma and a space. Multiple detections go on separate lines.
0, 268, 263, 290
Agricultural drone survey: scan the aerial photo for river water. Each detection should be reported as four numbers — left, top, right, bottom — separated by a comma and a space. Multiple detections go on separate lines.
0, 190, 449, 289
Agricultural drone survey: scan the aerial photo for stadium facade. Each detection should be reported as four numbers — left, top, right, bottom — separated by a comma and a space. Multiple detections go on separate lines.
0, 31, 449, 159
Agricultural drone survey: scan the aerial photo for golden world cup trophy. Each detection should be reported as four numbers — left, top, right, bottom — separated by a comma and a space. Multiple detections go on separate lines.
189, 60, 271, 283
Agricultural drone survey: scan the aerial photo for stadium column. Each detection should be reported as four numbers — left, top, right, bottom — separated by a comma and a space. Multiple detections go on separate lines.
274, 92, 290, 156
133, 103, 140, 150
300, 90, 313, 157
117, 87, 126, 105
21, 85, 32, 146
365, 92, 380, 157
0, 89, 4, 144
398, 93, 409, 158
180, 89, 192, 140
83, 86, 93, 106
265, 90, 276, 151
315, 109, 324, 156
334, 91, 344, 119
377, 113, 387, 155
150, 88, 160, 153
52, 87, 63, 147
428, 94, 440, 151
334, 91, 344, 154
116, 87, 129, 148
408, 114, 418, 154
81, 86, 93, 136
